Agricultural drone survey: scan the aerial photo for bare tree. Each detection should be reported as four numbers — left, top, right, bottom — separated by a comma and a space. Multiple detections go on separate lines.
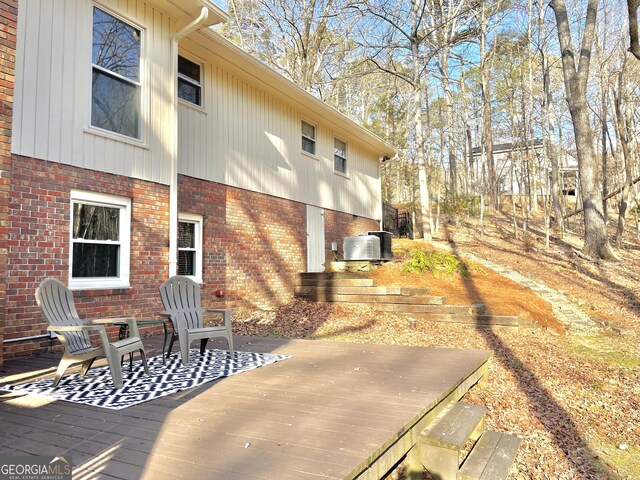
550, 0, 616, 260
628, 0, 640, 59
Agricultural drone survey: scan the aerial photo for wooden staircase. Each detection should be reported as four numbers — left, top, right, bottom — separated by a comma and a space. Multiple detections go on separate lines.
415, 401, 521, 479
296, 273, 533, 328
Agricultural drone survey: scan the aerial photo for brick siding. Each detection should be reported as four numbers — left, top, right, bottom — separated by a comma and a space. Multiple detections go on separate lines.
4, 156, 170, 359
4, 160, 378, 359
179, 175, 307, 310
0, 0, 18, 367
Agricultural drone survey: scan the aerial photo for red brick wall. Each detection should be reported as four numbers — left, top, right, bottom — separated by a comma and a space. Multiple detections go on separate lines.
0, 0, 18, 367
4, 156, 170, 359
179, 175, 307, 310
324, 209, 380, 262
3, 160, 379, 359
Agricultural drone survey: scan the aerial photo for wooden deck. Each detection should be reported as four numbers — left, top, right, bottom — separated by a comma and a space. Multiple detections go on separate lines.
0, 336, 491, 480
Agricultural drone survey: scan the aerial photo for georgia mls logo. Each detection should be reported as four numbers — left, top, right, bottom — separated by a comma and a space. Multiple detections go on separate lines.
0, 455, 72, 480
48, 457, 72, 476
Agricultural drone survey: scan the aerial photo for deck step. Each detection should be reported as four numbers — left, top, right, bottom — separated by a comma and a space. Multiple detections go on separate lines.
419, 403, 486, 480
421, 402, 487, 450
458, 431, 521, 480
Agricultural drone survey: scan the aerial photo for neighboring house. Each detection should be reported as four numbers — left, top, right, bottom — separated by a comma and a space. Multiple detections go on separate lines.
0, 0, 395, 364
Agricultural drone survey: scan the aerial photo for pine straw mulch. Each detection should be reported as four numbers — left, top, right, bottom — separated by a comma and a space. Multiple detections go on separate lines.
234, 213, 640, 479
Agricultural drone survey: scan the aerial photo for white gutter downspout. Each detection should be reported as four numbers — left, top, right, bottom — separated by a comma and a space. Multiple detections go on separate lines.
168, 7, 209, 277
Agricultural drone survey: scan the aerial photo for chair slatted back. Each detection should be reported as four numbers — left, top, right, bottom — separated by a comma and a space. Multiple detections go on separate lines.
35, 278, 93, 353
159, 276, 204, 330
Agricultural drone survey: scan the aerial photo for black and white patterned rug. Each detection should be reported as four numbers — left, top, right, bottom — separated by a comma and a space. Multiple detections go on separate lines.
1, 349, 289, 410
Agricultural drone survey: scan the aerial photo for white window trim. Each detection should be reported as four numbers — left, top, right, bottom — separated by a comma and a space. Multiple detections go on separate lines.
178, 213, 203, 283
177, 53, 204, 108
301, 120, 317, 157
69, 190, 131, 290
334, 137, 348, 175
88, 4, 146, 142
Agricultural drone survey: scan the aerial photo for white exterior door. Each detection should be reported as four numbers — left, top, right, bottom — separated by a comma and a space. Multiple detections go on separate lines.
306, 205, 325, 272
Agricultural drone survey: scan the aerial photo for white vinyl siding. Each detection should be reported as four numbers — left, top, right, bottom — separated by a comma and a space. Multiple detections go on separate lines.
177, 39, 382, 220
12, 1, 383, 221
12, 0, 172, 184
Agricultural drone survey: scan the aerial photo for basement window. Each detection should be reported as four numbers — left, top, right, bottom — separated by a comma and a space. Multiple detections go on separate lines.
69, 190, 131, 289
178, 213, 203, 282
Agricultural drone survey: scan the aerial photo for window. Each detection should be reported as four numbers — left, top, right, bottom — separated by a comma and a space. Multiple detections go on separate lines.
301, 121, 316, 155
91, 6, 141, 139
334, 138, 347, 174
178, 213, 203, 281
178, 55, 202, 106
70, 191, 131, 289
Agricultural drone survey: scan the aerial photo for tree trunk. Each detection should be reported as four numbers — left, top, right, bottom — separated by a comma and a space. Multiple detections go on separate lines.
411, 2, 432, 241
479, 7, 497, 210
551, 0, 616, 260
612, 64, 634, 248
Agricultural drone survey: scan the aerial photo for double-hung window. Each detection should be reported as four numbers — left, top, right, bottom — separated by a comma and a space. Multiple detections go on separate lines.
69, 191, 131, 289
178, 213, 203, 282
301, 121, 316, 155
178, 55, 202, 106
91, 6, 142, 139
334, 138, 347, 174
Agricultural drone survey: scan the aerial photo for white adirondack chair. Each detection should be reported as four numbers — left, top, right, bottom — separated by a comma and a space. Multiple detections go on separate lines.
35, 278, 150, 389
159, 276, 234, 366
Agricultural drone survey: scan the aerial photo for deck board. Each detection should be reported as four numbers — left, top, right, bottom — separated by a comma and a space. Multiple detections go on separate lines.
0, 336, 490, 479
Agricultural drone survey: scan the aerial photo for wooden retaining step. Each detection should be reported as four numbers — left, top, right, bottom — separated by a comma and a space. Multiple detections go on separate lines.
295, 285, 406, 296
457, 431, 521, 480
405, 313, 524, 328
299, 272, 364, 278
419, 402, 487, 480
296, 292, 446, 305
298, 278, 375, 287
295, 285, 431, 296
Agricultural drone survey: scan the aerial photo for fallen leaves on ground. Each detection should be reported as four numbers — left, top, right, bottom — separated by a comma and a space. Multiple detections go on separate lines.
234, 212, 640, 479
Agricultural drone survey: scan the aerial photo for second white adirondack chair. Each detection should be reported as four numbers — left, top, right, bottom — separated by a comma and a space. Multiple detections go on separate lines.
159, 276, 234, 366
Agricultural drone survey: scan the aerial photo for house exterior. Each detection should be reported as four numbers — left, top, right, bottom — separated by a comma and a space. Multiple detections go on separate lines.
0, 0, 395, 365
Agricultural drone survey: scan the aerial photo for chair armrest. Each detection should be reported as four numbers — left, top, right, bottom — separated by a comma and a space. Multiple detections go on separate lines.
204, 308, 233, 330
157, 311, 172, 319
47, 325, 105, 332
91, 317, 136, 325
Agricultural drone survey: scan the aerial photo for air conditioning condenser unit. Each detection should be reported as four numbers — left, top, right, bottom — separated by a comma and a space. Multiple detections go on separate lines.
343, 235, 381, 261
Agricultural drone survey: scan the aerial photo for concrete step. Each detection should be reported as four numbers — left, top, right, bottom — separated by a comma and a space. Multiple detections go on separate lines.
296, 293, 446, 305
420, 402, 487, 480
405, 313, 523, 327
457, 431, 521, 480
